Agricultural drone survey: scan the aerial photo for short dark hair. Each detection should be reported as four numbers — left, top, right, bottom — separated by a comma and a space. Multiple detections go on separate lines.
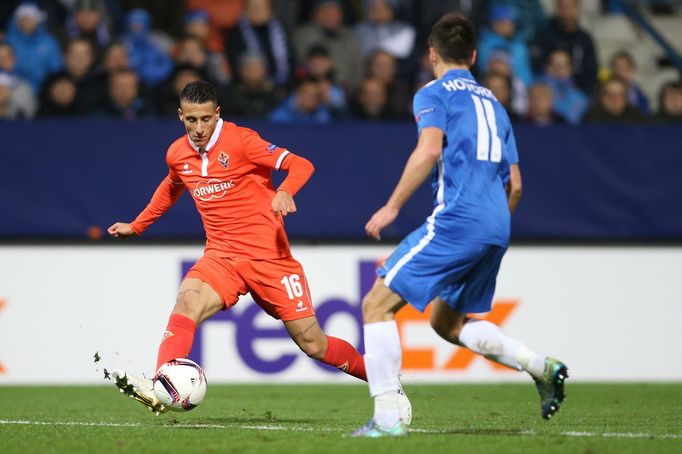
180, 80, 217, 105
428, 13, 476, 65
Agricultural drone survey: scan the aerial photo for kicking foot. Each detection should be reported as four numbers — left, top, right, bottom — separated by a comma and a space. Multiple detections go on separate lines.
348, 419, 408, 438
113, 370, 166, 415
533, 357, 568, 420
397, 382, 412, 426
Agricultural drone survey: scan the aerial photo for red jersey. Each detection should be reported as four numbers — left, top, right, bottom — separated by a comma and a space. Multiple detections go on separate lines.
131, 119, 308, 259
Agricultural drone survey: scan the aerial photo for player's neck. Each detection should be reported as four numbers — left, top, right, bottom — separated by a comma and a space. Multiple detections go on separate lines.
435, 63, 470, 79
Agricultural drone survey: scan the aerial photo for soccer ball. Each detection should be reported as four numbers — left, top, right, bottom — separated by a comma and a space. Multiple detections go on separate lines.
153, 358, 207, 411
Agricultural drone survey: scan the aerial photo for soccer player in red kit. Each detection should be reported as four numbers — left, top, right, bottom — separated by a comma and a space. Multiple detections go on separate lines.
108, 80, 411, 420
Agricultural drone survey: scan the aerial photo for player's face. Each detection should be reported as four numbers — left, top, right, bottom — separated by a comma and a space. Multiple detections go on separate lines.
178, 101, 220, 148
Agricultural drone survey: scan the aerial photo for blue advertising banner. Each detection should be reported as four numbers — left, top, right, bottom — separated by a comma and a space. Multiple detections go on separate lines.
1, 120, 680, 240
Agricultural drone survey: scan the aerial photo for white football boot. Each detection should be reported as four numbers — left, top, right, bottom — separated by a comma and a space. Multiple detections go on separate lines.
113, 370, 166, 415
397, 381, 412, 425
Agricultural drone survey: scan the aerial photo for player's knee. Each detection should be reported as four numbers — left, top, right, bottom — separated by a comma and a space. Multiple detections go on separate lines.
430, 318, 463, 345
361, 294, 383, 323
174, 290, 206, 321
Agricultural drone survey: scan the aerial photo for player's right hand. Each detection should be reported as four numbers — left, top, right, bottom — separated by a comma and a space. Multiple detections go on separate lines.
107, 222, 136, 239
365, 205, 399, 241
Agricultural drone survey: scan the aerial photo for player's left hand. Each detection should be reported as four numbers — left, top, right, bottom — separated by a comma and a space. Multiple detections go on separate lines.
272, 190, 297, 216
365, 205, 399, 240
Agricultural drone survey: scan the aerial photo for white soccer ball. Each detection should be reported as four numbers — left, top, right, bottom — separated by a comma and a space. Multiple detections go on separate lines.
153, 358, 207, 412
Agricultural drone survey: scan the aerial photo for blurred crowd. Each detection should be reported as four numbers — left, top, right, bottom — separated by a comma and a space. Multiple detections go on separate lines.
0, 0, 680, 124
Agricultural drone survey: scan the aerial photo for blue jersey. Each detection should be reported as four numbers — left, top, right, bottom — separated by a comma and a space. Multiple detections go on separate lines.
413, 69, 519, 247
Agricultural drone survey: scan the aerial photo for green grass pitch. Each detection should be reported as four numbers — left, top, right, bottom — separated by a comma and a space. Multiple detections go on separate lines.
1, 383, 680, 453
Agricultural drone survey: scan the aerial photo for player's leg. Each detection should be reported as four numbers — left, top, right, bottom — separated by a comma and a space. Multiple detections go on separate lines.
432, 245, 568, 419
350, 276, 408, 437
282, 308, 412, 427
282, 315, 367, 380
115, 254, 245, 414
155, 277, 224, 369
430, 299, 547, 375
241, 256, 367, 380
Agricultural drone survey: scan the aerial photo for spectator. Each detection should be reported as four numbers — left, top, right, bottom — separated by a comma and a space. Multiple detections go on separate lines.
486, 48, 529, 116
121, 8, 173, 87
174, 34, 229, 88
484, 72, 516, 118
655, 80, 682, 123
5, 3, 63, 94
609, 50, 650, 114
154, 66, 203, 116
0, 42, 37, 118
484, 0, 545, 43
99, 68, 147, 119
537, 48, 587, 124
399, 1, 487, 49
349, 77, 394, 120
222, 52, 279, 118
583, 77, 647, 123
531, 0, 598, 95
181, 11, 231, 86
298, 45, 347, 117
268, 77, 332, 124
366, 49, 411, 118
477, 5, 533, 87
37, 76, 79, 117
522, 82, 564, 126
293, 0, 363, 90
102, 41, 129, 73
185, 0, 243, 52
355, 0, 416, 60
0, 71, 35, 119
45, 38, 104, 114
225, 0, 294, 88
61, 0, 112, 55
121, 0, 185, 39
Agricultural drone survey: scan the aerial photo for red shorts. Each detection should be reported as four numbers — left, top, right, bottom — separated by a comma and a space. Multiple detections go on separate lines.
186, 253, 315, 321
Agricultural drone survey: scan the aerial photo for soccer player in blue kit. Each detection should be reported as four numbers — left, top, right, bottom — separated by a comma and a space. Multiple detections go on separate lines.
351, 13, 568, 437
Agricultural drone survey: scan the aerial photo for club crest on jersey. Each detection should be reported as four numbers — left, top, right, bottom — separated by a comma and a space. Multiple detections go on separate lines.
218, 151, 229, 169
181, 163, 192, 174
266, 143, 277, 153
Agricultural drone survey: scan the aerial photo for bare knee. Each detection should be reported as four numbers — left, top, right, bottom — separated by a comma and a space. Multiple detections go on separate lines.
431, 318, 464, 345
174, 289, 204, 321
362, 293, 387, 323
430, 301, 468, 345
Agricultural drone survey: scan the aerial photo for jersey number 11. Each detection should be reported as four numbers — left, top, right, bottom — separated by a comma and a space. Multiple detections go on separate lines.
471, 95, 502, 163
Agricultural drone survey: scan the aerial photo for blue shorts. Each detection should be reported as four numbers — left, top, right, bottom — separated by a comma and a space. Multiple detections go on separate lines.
377, 225, 507, 313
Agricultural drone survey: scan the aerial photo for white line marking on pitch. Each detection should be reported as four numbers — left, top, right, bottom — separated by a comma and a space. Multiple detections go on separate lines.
1, 420, 680, 440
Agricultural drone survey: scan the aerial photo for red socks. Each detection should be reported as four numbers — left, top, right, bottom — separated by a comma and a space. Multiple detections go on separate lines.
322, 336, 367, 381
156, 313, 197, 371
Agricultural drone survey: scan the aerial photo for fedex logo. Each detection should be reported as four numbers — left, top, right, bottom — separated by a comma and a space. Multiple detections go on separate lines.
183, 260, 518, 375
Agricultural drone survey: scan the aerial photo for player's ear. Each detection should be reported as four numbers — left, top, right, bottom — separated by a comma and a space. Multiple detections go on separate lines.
428, 46, 437, 66
177, 108, 183, 122
215, 105, 220, 118
470, 50, 477, 67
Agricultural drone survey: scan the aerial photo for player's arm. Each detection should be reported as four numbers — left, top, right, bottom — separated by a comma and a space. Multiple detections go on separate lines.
506, 163, 522, 214
108, 173, 185, 238
365, 127, 444, 240
272, 153, 315, 217
240, 128, 316, 216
